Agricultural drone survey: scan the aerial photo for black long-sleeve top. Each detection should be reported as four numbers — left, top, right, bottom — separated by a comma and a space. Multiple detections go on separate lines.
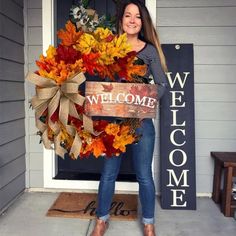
137, 43, 168, 99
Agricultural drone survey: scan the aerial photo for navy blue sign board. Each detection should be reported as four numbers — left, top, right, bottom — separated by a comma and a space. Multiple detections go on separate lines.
160, 44, 196, 210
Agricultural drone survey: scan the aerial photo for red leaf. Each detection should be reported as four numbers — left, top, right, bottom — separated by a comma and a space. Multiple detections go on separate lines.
56, 44, 81, 64
102, 134, 118, 157
94, 120, 109, 132
50, 107, 59, 123
101, 83, 113, 92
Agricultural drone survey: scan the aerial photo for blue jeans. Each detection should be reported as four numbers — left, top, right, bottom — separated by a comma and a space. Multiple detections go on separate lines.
96, 119, 156, 224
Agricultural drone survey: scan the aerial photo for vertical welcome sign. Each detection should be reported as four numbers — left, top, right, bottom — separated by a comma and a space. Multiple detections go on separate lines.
160, 44, 196, 210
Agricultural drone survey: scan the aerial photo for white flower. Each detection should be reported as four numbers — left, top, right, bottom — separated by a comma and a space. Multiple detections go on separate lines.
80, 5, 86, 14
72, 7, 80, 16
88, 20, 98, 30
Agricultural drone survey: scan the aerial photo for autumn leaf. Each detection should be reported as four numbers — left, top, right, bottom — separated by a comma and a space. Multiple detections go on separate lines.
113, 125, 135, 152
59, 124, 74, 152
130, 85, 156, 98
75, 33, 97, 54
46, 45, 57, 59
57, 21, 83, 46
116, 52, 147, 81
94, 27, 114, 41
50, 107, 59, 123
102, 134, 119, 157
82, 53, 104, 75
84, 138, 106, 158
94, 32, 131, 65
94, 120, 109, 132
56, 45, 81, 64
69, 116, 83, 132
105, 123, 120, 136
101, 83, 113, 92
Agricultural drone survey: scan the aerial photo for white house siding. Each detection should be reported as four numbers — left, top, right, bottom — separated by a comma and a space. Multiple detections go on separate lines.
25, 0, 236, 194
0, 0, 25, 213
156, 0, 236, 194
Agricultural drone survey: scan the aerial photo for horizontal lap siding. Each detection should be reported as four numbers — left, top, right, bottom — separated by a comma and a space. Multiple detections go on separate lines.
157, 0, 236, 8
12, 0, 24, 7
0, 155, 26, 189
0, 173, 25, 212
0, 119, 25, 145
0, 101, 25, 123
156, 0, 236, 194
25, 0, 43, 188
0, 37, 24, 63
0, 0, 25, 213
157, 7, 236, 27
0, 81, 25, 101
0, 0, 24, 25
0, 137, 25, 167
0, 59, 25, 82
0, 14, 24, 44
159, 27, 236, 46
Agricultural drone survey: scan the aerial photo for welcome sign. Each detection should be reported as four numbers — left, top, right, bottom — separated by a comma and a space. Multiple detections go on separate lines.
160, 44, 196, 210
85, 82, 158, 118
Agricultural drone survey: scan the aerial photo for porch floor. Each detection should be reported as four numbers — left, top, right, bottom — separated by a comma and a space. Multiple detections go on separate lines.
0, 191, 235, 236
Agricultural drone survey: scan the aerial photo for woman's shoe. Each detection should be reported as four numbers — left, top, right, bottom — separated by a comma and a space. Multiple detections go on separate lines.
90, 218, 109, 236
143, 224, 156, 236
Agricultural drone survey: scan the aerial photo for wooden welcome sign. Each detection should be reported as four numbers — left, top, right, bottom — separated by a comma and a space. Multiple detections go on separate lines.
84, 82, 158, 118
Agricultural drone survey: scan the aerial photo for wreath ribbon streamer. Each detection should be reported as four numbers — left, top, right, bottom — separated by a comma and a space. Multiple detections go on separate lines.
26, 72, 96, 158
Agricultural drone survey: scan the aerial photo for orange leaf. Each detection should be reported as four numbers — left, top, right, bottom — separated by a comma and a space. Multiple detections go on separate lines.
126, 57, 147, 81
57, 21, 83, 46
86, 138, 106, 158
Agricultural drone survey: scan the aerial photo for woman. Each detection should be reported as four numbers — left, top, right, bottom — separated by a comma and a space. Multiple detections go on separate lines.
91, 1, 168, 235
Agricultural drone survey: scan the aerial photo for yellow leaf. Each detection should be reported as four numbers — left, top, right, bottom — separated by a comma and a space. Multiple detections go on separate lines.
75, 33, 97, 54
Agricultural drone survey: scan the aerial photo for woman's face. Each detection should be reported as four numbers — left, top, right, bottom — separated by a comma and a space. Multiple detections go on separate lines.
122, 3, 142, 37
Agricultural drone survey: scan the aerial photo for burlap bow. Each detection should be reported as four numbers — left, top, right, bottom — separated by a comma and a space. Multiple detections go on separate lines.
26, 72, 95, 159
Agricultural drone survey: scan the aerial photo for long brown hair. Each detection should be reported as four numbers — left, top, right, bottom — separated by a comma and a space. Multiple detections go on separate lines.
116, 0, 168, 72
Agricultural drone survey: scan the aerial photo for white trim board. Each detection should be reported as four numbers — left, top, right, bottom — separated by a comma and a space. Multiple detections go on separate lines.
42, 0, 156, 191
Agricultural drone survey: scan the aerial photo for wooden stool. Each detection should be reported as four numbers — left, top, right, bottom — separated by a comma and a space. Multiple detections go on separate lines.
211, 152, 236, 217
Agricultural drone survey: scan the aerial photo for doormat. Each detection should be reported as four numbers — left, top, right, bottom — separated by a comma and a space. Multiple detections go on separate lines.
46, 192, 138, 221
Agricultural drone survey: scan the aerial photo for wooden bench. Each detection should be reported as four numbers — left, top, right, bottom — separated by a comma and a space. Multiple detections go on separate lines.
211, 152, 236, 217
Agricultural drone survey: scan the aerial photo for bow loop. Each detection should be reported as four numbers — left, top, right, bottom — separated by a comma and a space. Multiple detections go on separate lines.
26, 71, 96, 159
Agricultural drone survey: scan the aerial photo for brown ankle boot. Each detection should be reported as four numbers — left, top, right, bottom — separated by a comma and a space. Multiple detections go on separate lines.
143, 224, 156, 236
90, 219, 109, 236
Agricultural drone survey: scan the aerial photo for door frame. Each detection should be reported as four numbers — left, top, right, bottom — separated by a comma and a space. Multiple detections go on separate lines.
42, 0, 157, 190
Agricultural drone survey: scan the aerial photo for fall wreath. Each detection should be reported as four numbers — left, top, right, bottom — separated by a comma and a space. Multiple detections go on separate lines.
27, 1, 147, 159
